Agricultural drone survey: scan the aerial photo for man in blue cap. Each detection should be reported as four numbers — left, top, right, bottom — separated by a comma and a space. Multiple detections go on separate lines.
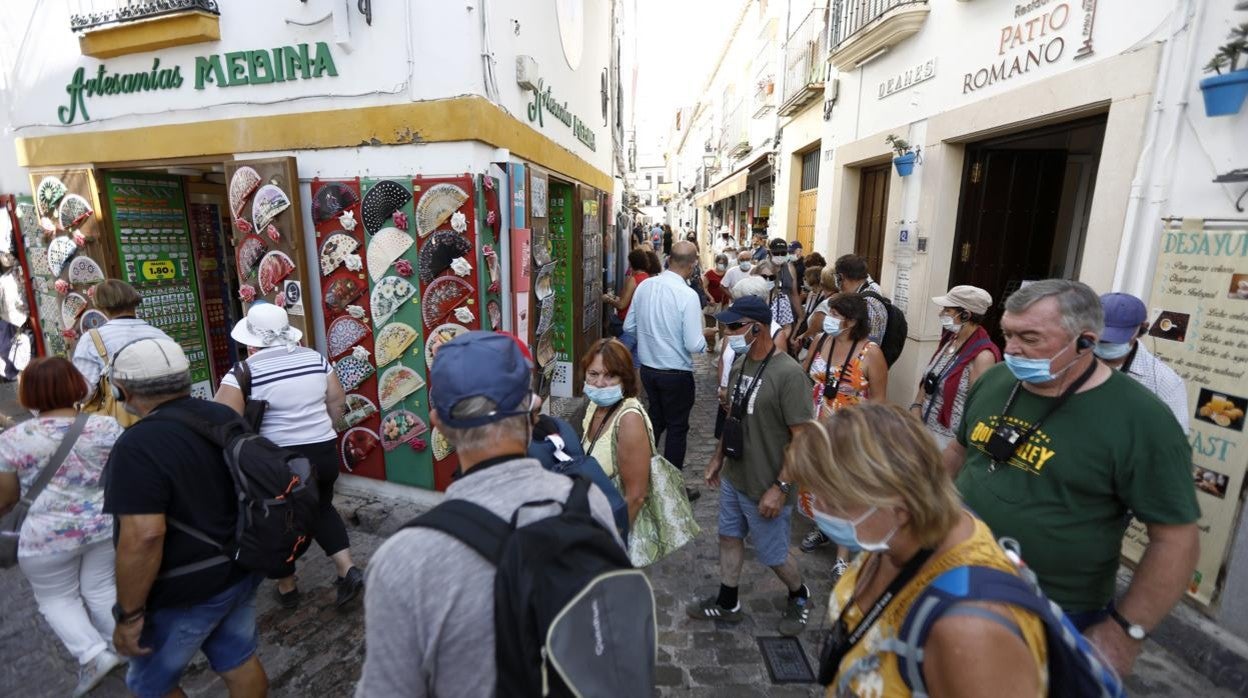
1096, 292, 1188, 432
357, 331, 623, 696
687, 297, 815, 636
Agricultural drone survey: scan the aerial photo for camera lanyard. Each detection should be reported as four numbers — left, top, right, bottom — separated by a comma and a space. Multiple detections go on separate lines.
921, 334, 991, 422
823, 339, 860, 400
989, 358, 1099, 472
730, 344, 777, 420
829, 547, 936, 664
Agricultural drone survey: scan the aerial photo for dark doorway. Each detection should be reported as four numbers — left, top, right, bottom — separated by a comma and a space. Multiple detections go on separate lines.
854, 163, 891, 281
949, 115, 1107, 341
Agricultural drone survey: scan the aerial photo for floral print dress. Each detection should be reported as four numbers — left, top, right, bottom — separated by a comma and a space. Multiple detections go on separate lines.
0, 415, 122, 557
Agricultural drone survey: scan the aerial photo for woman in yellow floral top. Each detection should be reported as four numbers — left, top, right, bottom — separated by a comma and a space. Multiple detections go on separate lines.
786, 403, 1047, 697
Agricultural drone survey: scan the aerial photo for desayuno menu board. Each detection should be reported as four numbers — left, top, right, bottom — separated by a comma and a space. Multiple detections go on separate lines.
1123, 221, 1248, 607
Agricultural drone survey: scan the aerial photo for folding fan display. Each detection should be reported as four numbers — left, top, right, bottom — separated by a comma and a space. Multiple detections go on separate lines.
229, 167, 262, 219
46, 236, 78, 277
327, 316, 371, 359
336, 393, 379, 431
362, 180, 412, 235
425, 323, 469, 366
374, 322, 419, 368
67, 256, 104, 285
421, 276, 473, 329
334, 354, 376, 392
57, 194, 93, 231
341, 427, 380, 472
36, 177, 68, 217
535, 295, 555, 336
418, 230, 473, 283
378, 364, 426, 410
536, 331, 557, 368
431, 427, 454, 461
415, 183, 469, 238
312, 182, 360, 223
257, 250, 296, 294
367, 227, 414, 281
252, 184, 291, 232
324, 277, 364, 313
319, 232, 360, 276
79, 309, 108, 333
381, 410, 428, 451
61, 293, 87, 328
235, 234, 267, 281
370, 276, 418, 328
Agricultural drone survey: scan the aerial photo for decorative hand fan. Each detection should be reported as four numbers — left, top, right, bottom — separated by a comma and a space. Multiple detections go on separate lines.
536, 331, 556, 368
327, 316, 370, 359
486, 300, 502, 330
61, 293, 88, 328
381, 410, 428, 451
319, 232, 360, 276
340, 427, 380, 472
367, 227, 414, 281
46, 236, 78, 277
374, 322, 419, 368
421, 276, 473, 329
336, 394, 378, 431
378, 364, 426, 410
36, 177, 68, 217
235, 234, 267, 281
431, 427, 455, 461
418, 230, 474, 283
334, 354, 376, 392
252, 184, 291, 232
536, 295, 555, 335
425, 323, 469, 366
324, 277, 364, 313
370, 276, 418, 328
79, 309, 107, 333
67, 256, 105, 285
312, 182, 359, 223
362, 180, 412, 235
257, 251, 296, 294
229, 167, 261, 219
57, 194, 93, 231
415, 183, 469, 238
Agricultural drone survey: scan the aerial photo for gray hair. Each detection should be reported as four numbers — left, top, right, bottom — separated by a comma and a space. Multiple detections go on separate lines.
114, 371, 192, 400
732, 275, 771, 302
1004, 279, 1104, 338
438, 395, 531, 451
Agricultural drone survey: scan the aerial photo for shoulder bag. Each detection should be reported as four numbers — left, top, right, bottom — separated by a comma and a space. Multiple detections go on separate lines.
0, 412, 90, 567
80, 330, 139, 428
232, 361, 268, 434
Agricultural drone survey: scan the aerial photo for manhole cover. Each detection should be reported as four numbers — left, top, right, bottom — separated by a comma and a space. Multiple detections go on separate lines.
757, 635, 816, 684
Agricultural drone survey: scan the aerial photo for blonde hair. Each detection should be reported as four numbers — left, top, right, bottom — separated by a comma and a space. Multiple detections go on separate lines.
786, 403, 961, 547
819, 266, 839, 293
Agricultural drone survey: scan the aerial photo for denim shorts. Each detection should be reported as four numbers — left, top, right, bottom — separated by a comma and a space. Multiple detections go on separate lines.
718, 477, 793, 567
126, 573, 262, 697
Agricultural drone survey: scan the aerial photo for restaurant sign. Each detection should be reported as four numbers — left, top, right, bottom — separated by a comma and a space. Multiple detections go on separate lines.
58, 42, 338, 125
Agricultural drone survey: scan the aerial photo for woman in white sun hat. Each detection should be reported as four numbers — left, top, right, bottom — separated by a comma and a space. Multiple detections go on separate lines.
214, 302, 364, 610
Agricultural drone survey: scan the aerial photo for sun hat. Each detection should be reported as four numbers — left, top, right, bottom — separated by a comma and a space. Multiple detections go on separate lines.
429, 331, 532, 429
111, 337, 190, 383
1100, 292, 1148, 344
931, 285, 992, 316
231, 302, 302, 350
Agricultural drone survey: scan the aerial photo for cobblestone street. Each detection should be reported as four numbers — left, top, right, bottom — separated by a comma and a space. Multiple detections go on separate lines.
0, 361, 1240, 696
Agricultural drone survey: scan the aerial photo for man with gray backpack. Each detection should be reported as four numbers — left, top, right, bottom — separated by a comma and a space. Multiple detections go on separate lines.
358, 331, 656, 697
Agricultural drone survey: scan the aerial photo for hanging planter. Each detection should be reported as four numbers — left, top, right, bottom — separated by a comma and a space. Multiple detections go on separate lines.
1200, 23, 1248, 117
886, 134, 920, 177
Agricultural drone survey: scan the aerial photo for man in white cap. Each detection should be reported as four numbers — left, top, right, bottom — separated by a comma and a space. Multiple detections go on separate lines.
104, 337, 268, 697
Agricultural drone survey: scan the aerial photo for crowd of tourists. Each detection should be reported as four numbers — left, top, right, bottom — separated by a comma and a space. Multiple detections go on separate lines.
0, 226, 1200, 696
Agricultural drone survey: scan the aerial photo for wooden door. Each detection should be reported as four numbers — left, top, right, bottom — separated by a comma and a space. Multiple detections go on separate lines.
796, 189, 817, 253
854, 164, 890, 281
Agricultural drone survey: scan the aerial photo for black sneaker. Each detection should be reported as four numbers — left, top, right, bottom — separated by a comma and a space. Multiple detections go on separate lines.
777, 591, 813, 636
800, 529, 830, 553
685, 595, 743, 623
273, 583, 300, 610
335, 566, 365, 608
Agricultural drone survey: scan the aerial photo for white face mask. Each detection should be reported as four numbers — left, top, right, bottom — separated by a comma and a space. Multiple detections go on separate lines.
939, 315, 962, 333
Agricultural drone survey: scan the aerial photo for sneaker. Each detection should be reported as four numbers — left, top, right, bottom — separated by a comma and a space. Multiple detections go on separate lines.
831, 557, 850, 583
800, 529, 830, 553
777, 592, 813, 636
274, 582, 300, 610
73, 649, 123, 697
685, 595, 743, 623
335, 566, 365, 608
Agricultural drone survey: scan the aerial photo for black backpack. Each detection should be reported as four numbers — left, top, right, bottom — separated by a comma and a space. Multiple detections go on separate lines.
405, 477, 657, 697
153, 410, 320, 580
860, 289, 908, 366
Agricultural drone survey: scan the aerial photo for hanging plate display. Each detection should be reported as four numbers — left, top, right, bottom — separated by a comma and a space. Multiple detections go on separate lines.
57, 194, 93, 231
367, 227, 414, 281
229, 167, 262, 219
370, 276, 418, 328
252, 184, 292, 232
425, 323, 469, 366
324, 277, 364, 313
362, 180, 412, 235
334, 354, 376, 392
36, 177, 68, 217
415, 183, 469, 238
381, 409, 429, 451
312, 182, 360, 223
79, 309, 108, 333
341, 426, 380, 472
46, 236, 78, 277
431, 427, 454, 461
257, 250, 296, 294
378, 364, 426, 410
421, 276, 473, 329
374, 322, 419, 368
418, 230, 474, 283
327, 316, 371, 359
319, 232, 360, 276
336, 393, 379, 431
235, 234, 267, 281
61, 293, 88, 328
67, 256, 105, 285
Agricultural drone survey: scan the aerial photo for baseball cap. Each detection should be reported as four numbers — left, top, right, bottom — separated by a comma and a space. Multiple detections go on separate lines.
429, 331, 533, 429
931, 285, 992, 316
1100, 293, 1148, 344
716, 296, 773, 326
110, 337, 190, 382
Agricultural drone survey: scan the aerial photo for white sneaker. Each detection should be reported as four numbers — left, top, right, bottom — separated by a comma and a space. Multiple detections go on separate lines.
73, 649, 123, 697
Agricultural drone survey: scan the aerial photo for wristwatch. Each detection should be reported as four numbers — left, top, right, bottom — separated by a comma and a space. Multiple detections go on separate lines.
1108, 605, 1146, 641
112, 603, 145, 625
772, 479, 793, 494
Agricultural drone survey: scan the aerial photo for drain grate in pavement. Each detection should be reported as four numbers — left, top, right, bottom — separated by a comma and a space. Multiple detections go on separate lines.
757, 635, 816, 684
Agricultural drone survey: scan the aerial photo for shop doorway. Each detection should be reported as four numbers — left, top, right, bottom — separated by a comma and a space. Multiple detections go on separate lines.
853, 163, 891, 281
949, 114, 1107, 340
796, 148, 820, 252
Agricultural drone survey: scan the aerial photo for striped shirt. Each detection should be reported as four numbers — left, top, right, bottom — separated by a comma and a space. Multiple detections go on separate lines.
71, 318, 175, 393
220, 346, 336, 447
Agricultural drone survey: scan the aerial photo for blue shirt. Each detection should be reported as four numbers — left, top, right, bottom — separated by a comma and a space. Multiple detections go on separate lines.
623, 270, 707, 371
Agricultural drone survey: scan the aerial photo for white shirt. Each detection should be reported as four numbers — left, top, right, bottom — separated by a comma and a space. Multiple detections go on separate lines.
220, 346, 337, 447
721, 265, 752, 291
623, 270, 707, 371
71, 318, 175, 393
1122, 342, 1189, 434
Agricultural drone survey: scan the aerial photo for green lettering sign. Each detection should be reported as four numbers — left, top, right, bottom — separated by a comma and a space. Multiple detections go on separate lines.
525, 78, 597, 152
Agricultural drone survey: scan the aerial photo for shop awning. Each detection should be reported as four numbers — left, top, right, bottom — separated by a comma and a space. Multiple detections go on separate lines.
693, 153, 768, 207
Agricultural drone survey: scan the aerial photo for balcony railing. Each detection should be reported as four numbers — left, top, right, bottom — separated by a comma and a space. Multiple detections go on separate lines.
829, 0, 930, 70
723, 101, 749, 158
70, 0, 220, 32
779, 7, 829, 117
753, 44, 776, 118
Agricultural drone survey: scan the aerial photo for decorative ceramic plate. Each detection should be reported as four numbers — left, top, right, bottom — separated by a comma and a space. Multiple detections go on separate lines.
334, 354, 375, 391
67, 256, 104, 285
380, 409, 429, 451
324, 277, 364, 313
57, 194, 93, 231
61, 293, 88, 328
367, 227, 414, 281
79, 309, 107, 333
362, 180, 412, 235
257, 251, 296, 294
378, 364, 426, 410
418, 230, 474, 283
415, 183, 469, 238
370, 276, 418, 328
47, 236, 78, 278
340, 426, 380, 472
374, 322, 419, 368
336, 393, 379, 431
327, 316, 370, 359
252, 184, 291, 232
312, 182, 359, 223
421, 276, 473, 329
36, 177, 67, 217
424, 322, 469, 366
319, 232, 360, 276
235, 234, 267, 281
229, 167, 261, 219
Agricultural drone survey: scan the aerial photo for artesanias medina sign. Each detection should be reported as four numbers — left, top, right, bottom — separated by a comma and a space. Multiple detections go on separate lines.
58, 42, 339, 125
526, 78, 597, 152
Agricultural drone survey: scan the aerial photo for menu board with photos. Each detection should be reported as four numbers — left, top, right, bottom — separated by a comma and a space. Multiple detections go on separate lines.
105, 172, 213, 398
1122, 221, 1248, 607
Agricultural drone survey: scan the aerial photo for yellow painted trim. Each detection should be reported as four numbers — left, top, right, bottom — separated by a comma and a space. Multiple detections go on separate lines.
16, 96, 613, 192
78, 11, 221, 60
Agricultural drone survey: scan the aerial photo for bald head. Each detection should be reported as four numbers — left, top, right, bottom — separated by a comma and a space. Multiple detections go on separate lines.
669, 241, 698, 270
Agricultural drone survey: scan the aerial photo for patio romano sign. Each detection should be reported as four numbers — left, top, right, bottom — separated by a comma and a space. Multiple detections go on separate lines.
58, 42, 338, 125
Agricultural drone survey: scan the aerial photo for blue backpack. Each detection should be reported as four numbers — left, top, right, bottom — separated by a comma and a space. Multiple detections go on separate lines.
891, 562, 1126, 698
528, 414, 630, 541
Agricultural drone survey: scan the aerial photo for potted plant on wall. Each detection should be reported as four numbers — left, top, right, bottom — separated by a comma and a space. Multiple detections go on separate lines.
1200, 23, 1248, 117
886, 135, 920, 177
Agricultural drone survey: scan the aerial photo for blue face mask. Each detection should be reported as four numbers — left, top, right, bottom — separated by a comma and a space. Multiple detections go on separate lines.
812, 506, 897, 553
1003, 343, 1074, 384
583, 383, 624, 407
1093, 341, 1132, 360
823, 316, 843, 336
727, 329, 754, 354
739, 261, 752, 271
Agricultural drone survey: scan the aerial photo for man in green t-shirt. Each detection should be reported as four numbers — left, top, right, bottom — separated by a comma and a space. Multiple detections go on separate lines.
687, 297, 815, 636
944, 279, 1199, 678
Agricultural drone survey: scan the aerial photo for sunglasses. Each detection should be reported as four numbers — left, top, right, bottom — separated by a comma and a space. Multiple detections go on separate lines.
724, 321, 751, 330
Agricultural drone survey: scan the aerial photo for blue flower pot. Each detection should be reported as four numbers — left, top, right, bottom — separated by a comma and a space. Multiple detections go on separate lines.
893, 152, 918, 177
1200, 70, 1248, 117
